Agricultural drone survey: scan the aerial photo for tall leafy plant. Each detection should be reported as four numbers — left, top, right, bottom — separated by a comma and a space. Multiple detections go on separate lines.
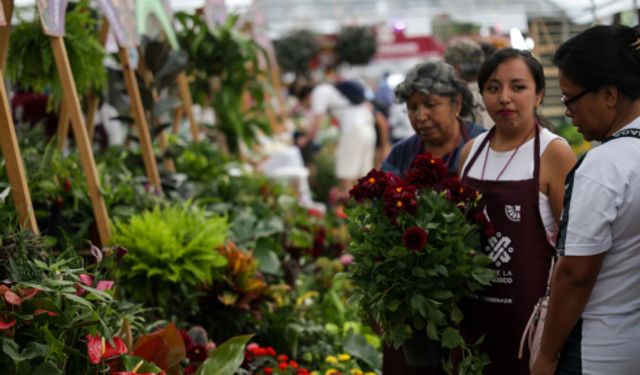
112, 203, 229, 321
175, 12, 271, 154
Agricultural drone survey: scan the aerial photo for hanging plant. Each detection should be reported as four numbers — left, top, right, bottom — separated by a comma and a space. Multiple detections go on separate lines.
273, 29, 319, 75
6, 1, 106, 108
334, 26, 377, 66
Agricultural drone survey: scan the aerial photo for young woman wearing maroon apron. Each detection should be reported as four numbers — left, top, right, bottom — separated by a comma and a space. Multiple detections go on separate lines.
460, 124, 554, 374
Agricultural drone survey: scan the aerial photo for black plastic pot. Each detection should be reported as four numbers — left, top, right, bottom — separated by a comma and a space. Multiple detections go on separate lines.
403, 332, 445, 368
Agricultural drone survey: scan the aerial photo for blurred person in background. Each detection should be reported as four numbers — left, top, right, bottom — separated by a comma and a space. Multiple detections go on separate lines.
445, 38, 494, 129
296, 74, 376, 200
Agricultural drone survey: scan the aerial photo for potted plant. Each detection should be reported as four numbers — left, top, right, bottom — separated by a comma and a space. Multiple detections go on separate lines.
346, 154, 495, 373
334, 26, 377, 66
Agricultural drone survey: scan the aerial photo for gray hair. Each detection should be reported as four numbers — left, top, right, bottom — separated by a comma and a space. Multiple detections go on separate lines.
394, 61, 474, 118
444, 39, 485, 81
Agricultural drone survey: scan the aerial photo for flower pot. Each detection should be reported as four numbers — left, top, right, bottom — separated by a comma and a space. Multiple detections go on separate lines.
403, 332, 444, 368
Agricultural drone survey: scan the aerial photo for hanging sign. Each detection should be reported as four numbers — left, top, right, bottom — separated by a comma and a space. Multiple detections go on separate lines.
96, 0, 138, 48
0, 4, 6, 27
37, 0, 69, 37
204, 0, 228, 30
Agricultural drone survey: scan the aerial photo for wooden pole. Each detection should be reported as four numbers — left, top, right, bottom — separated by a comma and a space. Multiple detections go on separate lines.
176, 72, 200, 142
135, 55, 175, 173
118, 47, 163, 190
85, 17, 109, 140
0, 0, 12, 70
50, 36, 111, 244
0, 73, 39, 233
0, 1, 39, 233
171, 106, 183, 134
57, 101, 70, 149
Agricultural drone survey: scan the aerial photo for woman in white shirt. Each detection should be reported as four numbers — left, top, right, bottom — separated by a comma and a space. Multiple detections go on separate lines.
533, 25, 640, 375
458, 48, 576, 374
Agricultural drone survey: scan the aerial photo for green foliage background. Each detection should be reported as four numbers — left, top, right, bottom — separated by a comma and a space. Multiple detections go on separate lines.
6, 1, 106, 108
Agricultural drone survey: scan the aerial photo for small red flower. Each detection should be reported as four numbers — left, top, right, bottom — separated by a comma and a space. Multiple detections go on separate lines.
278, 362, 288, 370
34, 309, 59, 317
277, 354, 288, 363
86, 335, 127, 364
187, 344, 208, 362
405, 153, 451, 188
0, 317, 16, 330
264, 368, 273, 375
349, 169, 396, 201
289, 360, 299, 368
402, 226, 429, 252
383, 183, 418, 218
266, 346, 276, 357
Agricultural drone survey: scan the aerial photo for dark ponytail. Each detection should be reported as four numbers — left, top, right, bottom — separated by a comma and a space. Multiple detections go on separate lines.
553, 25, 640, 100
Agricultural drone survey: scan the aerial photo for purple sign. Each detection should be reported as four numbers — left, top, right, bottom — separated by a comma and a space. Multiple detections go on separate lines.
37, 0, 69, 37
0, 4, 6, 27
96, 0, 138, 47
204, 0, 228, 30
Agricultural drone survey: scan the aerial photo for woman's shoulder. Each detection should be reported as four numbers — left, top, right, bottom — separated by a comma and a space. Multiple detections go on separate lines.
463, 122, 487, 139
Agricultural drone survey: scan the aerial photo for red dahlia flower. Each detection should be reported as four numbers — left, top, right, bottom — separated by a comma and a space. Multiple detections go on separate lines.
383, 183, 418, 218
402, 226, 429, 251
349, 169, 396, 201
405, 153, 450, 188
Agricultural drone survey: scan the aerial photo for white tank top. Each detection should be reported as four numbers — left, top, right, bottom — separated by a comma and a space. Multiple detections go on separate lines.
462, 128, 567, 244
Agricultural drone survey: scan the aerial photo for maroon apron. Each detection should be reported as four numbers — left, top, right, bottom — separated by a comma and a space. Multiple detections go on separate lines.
460, 126, 554, 374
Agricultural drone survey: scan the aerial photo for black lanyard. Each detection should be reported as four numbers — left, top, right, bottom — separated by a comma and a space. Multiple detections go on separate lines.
556, 128, 640, 253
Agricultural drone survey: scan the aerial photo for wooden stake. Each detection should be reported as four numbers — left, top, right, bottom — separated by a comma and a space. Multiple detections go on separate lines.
118, 47, 163, 191
0, 70, 39, 233
157, 131, 175, 173
176, 72, 200, 142
57, 101, 70, 149
85, 17, 110, 140
171, 106, 183, 134
85, 91, 99, 140
50, 36, 111, 244
0, 0, 12, 70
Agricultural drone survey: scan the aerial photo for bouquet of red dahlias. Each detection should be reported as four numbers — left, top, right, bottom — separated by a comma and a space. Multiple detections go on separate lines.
346, 154, 495, 374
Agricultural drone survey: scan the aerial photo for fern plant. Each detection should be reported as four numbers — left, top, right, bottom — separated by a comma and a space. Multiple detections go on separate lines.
112, 203, 229, 320
6, 0, 105, 108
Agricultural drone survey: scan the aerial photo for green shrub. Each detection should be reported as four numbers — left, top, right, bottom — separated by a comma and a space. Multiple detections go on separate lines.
113, 203, 228, 320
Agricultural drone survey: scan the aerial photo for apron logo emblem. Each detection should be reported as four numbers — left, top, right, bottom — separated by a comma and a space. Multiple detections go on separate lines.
504, 205, 521, 222
484, 232, 514, 267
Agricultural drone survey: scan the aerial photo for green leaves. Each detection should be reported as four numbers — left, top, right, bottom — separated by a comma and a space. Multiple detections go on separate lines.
195, 334, 253, 375
114, 203, 228, 285
113, 203, 228, 319
441, 327, 464, 349
6, 0, 106, 107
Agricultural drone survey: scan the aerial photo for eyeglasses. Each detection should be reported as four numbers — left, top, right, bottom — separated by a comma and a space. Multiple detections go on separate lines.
560, 89, 590, 112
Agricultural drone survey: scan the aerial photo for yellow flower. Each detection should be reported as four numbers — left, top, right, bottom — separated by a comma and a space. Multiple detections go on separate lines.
325, 355, 338, 364
325, 369, 339, 375
338, 353, 351, 362
311, 372, 321, 375
364, 372, 377, 375
350, 369, 364, 375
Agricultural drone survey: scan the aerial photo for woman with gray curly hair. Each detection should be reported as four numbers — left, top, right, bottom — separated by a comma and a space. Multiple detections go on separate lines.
382, 61, 486, 177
